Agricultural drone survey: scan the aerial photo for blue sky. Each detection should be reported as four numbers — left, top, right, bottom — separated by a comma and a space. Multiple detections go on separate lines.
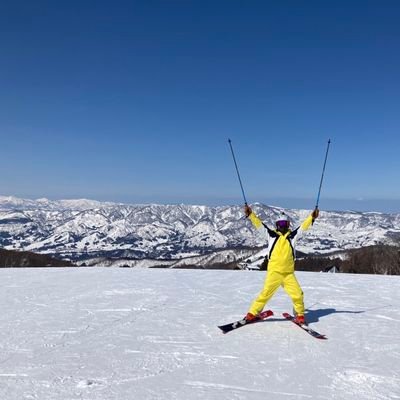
1, 1, 400, 212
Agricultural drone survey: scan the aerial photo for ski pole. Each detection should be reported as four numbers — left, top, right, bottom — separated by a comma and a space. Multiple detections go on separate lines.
315, 139, 331, 209
228, 139, 248, 205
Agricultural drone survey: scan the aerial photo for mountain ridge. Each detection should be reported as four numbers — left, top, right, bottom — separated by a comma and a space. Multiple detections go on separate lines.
1, 196, 399, 267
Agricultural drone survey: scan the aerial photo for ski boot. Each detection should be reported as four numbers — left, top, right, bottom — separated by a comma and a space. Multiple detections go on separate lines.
244, 312, 258, 322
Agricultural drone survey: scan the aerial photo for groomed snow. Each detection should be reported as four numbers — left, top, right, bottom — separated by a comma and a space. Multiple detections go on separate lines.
0, 268, 399, 399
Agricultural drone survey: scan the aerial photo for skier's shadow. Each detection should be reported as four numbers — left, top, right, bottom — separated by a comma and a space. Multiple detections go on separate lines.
304, 308, 364, 323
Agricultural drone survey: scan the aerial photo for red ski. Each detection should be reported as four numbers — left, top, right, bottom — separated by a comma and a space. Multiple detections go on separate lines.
218, 310, 274, 334
282, 312, 327, 340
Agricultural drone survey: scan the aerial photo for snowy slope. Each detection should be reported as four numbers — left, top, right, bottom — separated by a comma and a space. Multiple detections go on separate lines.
1, 196, 400, 265
0, 268, 399, 399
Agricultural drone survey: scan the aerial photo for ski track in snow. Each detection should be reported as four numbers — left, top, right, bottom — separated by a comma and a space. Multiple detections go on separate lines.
0, 268, 399, 399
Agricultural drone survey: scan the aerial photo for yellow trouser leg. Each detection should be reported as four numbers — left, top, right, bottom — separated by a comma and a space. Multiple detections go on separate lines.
248, 271, 283, 316
282, 273, 305, 315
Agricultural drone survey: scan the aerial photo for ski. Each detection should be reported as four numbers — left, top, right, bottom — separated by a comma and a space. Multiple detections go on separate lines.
282, 312, 327, 340
218, 309, 274, 334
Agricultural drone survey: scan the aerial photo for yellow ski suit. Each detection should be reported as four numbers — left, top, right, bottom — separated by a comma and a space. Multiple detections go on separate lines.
247, 211, 315, 316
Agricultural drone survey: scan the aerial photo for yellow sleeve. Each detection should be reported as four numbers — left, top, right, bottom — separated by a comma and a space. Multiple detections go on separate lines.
300, 214, 314, 231
248, 212, 263, 229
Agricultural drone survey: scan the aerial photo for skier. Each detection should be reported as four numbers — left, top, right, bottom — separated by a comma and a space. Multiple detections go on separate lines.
243, 205, 319, 325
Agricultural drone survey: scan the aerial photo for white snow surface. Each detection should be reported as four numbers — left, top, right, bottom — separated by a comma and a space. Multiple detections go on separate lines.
1, 268, 399, 400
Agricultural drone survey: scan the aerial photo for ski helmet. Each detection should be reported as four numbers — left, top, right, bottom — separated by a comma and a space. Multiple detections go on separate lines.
276, 212, 290, 229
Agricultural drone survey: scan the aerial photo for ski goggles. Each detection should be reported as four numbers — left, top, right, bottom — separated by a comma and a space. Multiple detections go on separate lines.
276, 220, 290, 229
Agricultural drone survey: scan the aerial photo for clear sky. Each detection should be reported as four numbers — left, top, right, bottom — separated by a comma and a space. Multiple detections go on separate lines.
1, 1, 400, 212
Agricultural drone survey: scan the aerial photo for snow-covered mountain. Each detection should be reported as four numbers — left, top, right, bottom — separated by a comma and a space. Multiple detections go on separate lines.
1, 195, 400, 265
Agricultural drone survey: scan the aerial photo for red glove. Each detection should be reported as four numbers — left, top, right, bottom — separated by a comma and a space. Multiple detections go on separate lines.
312, 208, 319, 219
